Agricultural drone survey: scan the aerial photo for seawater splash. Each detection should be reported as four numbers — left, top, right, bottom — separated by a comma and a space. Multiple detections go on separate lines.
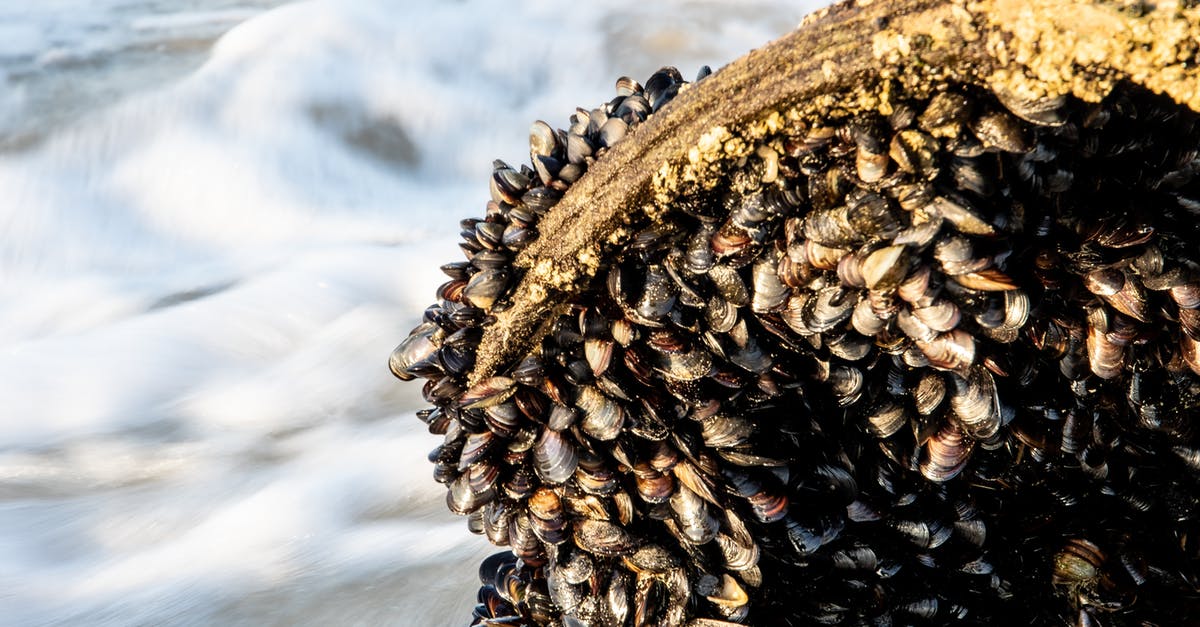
0, 0, 812, 624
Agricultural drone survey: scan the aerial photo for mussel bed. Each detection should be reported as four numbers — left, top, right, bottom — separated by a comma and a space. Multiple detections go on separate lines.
391, 66, 1200, 626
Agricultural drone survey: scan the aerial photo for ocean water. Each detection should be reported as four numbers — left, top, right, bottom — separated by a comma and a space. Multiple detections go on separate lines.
0, 1, 824, 624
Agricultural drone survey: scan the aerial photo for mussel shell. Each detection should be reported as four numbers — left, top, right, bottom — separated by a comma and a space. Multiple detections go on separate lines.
865, 401, 908, 439
949, 367, 1001, 439
528, 486, 564, 521
599, 117, 628, 148
1086, 305, 1125, 379
704, 574, 749, 609
460, 376, 518, 409
919, 424, 973, 482
1172, 281, 1200, 309
953, 268, 1017, 291
919, 91, 973, 136
828, 331, 873, 361
889, 129, 939, 179
751, 252, 789, 313
528, 121, 559, 161
724, 318, 773, 373
803, 240, 851, 270
897, 307, 938, 343
634, 264, 679, 324
635, 468, 676, 504
862, 245, 910, 290
503, 467, 537, 501
512, 355, 545, 387
490, 166, 530, 205
459, 430, 497, 470
889, 518, 953, 549
644, 66, 682, 111
1053, 538, 1106, 584
708, 263, 751, 306
534, 429, 578, 484
390, 321, 444, 381
1001, 290, 1030, 330
931, 194, 996, 236
575, 519, 639, 557
705, 295, 739, 334
448, 470, 495, 515
463, 268, 511, 310
913, 372, 947, 416
851, 297, 887, 336
970, 109, 1031, 153
993, 87, 1067, 126
700, 414, 754, 449
917, 327, 976, 373
653, 345, 715, 382
585, 338, 615, 377
803, 205, 856, 248
669, 485, 720, 544
576, 385, 626, 441
546, 403, 578, 431
912, 299, 961, 332
715, 534, 760, 572
1182, 332, 1200, 377
805, 286, 859, 332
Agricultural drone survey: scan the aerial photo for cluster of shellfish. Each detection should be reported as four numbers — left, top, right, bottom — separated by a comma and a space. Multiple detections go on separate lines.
391, 66, 1200, 626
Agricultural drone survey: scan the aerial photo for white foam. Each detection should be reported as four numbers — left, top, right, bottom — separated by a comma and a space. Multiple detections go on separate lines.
0, 0, 828, 624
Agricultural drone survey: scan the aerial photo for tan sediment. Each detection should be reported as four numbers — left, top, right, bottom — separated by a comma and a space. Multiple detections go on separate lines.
469, 0, 1200, 386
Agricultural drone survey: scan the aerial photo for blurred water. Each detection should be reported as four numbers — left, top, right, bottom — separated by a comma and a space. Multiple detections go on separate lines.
0, 1, 820, 624
0, 0, 287, 151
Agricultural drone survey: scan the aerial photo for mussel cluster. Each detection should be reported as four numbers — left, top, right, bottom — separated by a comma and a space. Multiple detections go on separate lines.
390, 64, 1200, 626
